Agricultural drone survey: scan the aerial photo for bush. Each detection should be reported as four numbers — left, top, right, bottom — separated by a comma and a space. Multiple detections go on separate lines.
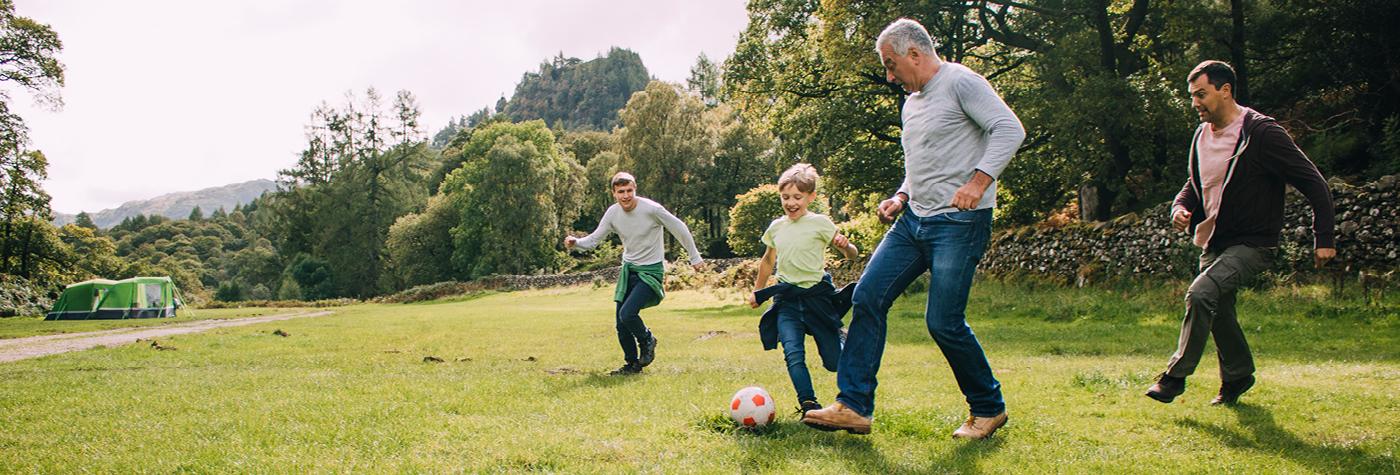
0, 276, 54, 317
214, 282, 244, 301
727, 184, 827, 257
197, 298, 358, 309
836, 192, 891, 256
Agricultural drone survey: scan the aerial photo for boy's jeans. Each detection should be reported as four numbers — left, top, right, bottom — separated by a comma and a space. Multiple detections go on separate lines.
616, 271, 655, 364
836, 208, 1004, 417
776, 300, 843, 403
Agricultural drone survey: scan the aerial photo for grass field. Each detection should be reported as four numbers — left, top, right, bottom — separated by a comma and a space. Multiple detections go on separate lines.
0, 280, 1396, 473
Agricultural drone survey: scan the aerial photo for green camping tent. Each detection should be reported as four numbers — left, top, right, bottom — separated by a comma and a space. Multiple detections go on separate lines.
45, 276, 183, 320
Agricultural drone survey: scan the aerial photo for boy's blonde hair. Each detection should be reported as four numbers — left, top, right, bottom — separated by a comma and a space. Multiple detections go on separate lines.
778, 163, 819, 194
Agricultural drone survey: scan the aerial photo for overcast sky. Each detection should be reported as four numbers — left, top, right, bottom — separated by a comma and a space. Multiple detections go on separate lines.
11, 1, 751, 214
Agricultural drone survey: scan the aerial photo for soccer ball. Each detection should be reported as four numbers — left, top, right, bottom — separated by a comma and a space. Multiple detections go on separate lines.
729, 386, 776, 427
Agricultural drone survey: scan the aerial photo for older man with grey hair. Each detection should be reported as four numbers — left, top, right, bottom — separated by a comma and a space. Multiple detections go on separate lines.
802, 17, 1024, 439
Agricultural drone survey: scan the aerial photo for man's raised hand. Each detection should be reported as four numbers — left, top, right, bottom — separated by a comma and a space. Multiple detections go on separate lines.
878, 197, 904, 224
1172, 209, 1192, 232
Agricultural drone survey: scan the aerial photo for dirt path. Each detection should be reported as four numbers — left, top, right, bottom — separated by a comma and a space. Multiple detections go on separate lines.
0, 310, 334, 363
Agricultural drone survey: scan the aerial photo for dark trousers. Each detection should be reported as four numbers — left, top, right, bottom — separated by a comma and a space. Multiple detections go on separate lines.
1166, 244, 1273, 381
615, 271, 655, 364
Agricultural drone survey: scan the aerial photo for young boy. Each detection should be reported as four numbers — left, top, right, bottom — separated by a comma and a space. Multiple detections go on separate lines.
748, 163, 859, 414
566, 172, 704, 375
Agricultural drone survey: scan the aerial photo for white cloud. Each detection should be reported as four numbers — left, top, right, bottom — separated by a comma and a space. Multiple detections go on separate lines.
12, 0, 749, 213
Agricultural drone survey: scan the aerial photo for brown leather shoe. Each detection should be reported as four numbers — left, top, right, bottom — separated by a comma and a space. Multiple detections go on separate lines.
801, 401, 871, 434
951, 412, 1007, 439
1210, 375, 1255, 405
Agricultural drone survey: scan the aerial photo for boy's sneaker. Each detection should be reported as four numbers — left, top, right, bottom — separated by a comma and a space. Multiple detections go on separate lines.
639, 335, 658, 367
608, 362, 643, 375
798, 400, 823, 415
1145, 372, 1186, 403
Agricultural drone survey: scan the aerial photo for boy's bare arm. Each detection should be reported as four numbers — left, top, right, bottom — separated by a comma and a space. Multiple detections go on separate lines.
832, 233, 859, 260
749, 247, 777, 308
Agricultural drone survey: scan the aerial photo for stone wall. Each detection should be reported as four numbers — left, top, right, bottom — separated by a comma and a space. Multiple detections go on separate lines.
981, 175, 1399, 283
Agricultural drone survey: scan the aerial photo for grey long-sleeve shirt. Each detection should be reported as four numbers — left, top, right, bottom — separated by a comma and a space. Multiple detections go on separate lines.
574, 197, 704, 266
896, 62, 1026, 217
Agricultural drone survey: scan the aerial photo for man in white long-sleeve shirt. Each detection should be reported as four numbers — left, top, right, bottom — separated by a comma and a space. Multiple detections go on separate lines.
803, 18, 1024, 439
565, 172, 704, 375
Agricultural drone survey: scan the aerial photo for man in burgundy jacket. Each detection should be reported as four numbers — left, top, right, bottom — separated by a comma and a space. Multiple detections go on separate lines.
1146, 60, 1336, 405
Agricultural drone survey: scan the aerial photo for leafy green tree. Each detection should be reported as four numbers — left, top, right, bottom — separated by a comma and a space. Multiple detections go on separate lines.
727, 184, 826, 257
214, 281, 243, 301
284, 253, 334, 300
615, 81, 714, 218
441, 121, 583, 277
187, 206, 203, 221
58, 224, 124, 278
384, 193, 462, 288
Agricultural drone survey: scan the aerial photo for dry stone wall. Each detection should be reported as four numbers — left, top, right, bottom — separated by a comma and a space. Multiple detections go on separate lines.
981, 175, 1399, 282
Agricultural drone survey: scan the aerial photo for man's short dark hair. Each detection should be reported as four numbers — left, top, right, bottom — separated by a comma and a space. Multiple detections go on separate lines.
610, 172, 635, 189
1188, 60, 1236, 91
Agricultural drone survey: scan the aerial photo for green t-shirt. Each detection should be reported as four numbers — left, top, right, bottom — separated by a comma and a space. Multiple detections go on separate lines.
761, 213, 838, 288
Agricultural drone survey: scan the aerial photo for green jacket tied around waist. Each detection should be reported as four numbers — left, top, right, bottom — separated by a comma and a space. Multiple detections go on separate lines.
615, 262, 665, 309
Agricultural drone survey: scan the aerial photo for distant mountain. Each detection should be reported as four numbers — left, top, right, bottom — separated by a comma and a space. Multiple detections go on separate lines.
53, 179, 278, 229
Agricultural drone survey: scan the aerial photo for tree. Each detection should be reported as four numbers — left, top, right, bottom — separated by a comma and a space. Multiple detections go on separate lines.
187, 206, 203, 221
384, 193, 462, 288
74, 211, 96, 229
687, 53, 722, 106
441, 121, 583, 277
271, 88, 436, 297
0, 150, 51, 278
694, 104, 777, 255
722, 0, 1212, 222
0, 1, 64, 285
615, 81, 714, 219
727, 184, 826, 257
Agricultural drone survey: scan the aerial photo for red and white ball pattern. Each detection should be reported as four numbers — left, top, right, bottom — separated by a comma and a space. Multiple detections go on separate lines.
729, 386, 776, 427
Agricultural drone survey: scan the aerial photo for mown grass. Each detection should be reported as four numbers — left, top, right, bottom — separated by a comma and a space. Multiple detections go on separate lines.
0, 281, 1395, 473
0, 307, 308, 340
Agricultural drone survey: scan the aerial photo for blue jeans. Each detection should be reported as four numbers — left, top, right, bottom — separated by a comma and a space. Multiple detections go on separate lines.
616, 271, 655, 364
776, 300, 843, 403
836, 208, 1004, 417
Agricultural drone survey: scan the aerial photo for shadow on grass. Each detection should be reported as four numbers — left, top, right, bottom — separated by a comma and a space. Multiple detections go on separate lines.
669, 304, 753, 318
1176, 404, 1397, 474
698, 411, 1004, 473
553, 371, 646, 391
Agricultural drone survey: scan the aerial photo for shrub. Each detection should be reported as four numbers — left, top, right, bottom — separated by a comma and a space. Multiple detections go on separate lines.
727, 184, 827, 257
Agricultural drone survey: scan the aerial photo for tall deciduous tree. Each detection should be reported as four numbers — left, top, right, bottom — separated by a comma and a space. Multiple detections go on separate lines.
441, 120, 584, 278
615, 81, 714, 219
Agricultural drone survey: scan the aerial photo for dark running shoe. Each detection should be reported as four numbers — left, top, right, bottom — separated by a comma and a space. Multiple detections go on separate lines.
1211, 375, 1255, 405
1145, 373, 1186, 403
798, 399, 823, 415
608, 362, 643, 376
639, 334, 658, 367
